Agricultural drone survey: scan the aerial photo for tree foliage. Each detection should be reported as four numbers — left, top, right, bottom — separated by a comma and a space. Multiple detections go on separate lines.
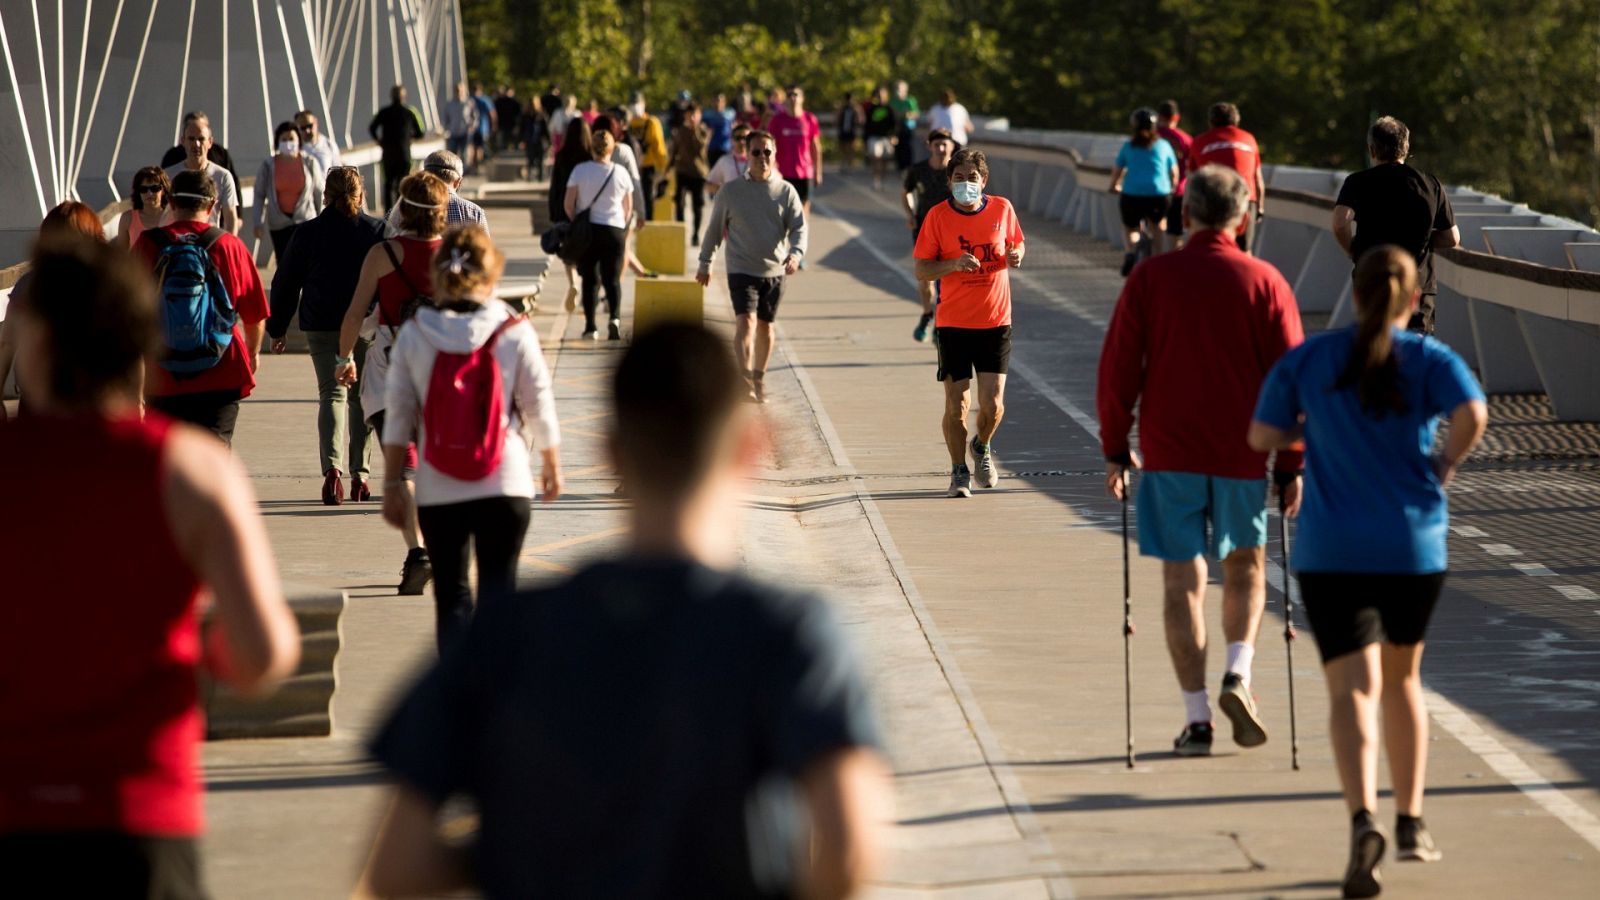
461, 0, 1600, 224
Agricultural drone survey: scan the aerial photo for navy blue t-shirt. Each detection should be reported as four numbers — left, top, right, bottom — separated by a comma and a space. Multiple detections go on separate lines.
1254, 327, 1484, 574
371, 559, 882, 899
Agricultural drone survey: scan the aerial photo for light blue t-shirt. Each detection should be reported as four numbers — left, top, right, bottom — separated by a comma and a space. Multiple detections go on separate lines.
1115, 138, 1177, 197
1253, 327, 1484, 574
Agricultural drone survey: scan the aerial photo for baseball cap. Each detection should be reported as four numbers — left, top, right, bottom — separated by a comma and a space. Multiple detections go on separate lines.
927, 128, 955, 145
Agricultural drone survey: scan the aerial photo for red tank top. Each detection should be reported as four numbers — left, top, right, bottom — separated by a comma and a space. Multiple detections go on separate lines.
0, 412, 206, 836
376, 236, 441, 326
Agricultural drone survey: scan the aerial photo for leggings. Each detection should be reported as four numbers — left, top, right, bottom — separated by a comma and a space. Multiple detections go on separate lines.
416, 495, 531, 652
579, 224, 627, 331
675, 174, 706, 237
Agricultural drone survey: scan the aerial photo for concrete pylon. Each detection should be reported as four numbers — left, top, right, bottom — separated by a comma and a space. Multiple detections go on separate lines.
0, 0, 465, 263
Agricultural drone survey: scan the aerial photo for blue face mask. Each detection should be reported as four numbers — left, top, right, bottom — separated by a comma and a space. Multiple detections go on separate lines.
951, 180, 982, 206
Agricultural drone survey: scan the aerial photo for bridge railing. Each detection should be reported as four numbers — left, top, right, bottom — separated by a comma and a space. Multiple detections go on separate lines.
973, 123, 1600, 421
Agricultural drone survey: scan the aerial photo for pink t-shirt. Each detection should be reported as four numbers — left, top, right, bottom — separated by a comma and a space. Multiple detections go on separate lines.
770, 110, 820, 180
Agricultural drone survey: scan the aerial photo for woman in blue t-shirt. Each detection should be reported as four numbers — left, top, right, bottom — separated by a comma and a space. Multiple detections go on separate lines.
1109, 108, 1178, 276
1249, 245, 1487, 898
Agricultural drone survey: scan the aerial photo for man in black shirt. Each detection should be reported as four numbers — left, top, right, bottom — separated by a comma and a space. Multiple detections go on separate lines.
368, 85, 426, 210
1332, 117, 1460, 333
492, 85, 522, 153
861, 85, 898, 190
159, 111, 242, 222
362, 324, 889, 900
903, 128, 956, 342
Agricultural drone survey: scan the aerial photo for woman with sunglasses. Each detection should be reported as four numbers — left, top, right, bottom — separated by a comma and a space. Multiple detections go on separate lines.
116, 166, 170, 248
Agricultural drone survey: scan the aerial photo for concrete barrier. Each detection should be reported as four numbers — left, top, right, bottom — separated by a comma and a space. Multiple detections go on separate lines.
975, 129, 1600, 422
634, 277, 705, 334
637, 222, 689, 274
201, 587, 346, 740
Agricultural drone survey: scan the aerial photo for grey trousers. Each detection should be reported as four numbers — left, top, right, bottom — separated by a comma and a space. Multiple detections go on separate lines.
305, 331, 373, 477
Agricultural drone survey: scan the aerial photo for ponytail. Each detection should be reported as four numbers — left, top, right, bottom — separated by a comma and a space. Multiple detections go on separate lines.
1335, 246, 1415, 416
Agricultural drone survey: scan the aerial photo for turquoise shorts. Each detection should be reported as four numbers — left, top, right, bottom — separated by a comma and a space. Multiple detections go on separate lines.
1137, 471, 1269, 562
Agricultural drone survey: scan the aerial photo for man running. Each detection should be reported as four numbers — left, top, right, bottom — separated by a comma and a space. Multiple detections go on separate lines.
1189, 103, 1266, 254
1332, 117, 1460, 334
368, 85, 426, 210
769, 85, 823, 218
890, 80, 920, 172
913, 148, 1025, 498
695, 130, 807, 404
903, 128, 956, 342
1155, 99, 1193, 251
1096, 165, 1305, 757
862, 86, 898, 190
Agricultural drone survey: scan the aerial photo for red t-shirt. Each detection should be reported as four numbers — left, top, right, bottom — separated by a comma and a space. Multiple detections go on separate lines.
0, 412, 206, 836
769, 110, 820, 180
1157, 124, 1194, 193
134, 221, 269, 398
913, 196, 1025, 330
1189, 125, 1261, 200
1097, 230, 1304, 479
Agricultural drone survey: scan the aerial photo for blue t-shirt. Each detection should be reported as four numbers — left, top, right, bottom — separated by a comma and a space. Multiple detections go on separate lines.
472, 94, 494, 136
1253, 327, 1484, 574
705, 108, 734, 152
1115, 138, 1177, 197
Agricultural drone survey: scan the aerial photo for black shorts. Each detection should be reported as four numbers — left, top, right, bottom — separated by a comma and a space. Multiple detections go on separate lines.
785, 177, 812, 203
1119, 193, 1168, 230
728, 273, 785, 322
0, 832, 206, 899
1165, 193, 1185, 235
1297, 571, 1446, 663
935, 325, 1011, 382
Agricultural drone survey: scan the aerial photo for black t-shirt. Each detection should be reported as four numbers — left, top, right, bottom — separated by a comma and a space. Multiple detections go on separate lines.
904, 161, 951, 227
862, 102, 897, 139
371, 559, 882, 900
1335, 162, 1455, 294
494, 96, 521, 131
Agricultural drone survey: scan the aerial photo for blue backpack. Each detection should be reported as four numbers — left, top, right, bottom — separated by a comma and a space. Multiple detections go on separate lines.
147, 227, 236, 375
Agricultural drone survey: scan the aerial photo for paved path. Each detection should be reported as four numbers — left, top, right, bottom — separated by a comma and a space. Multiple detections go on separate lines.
201, 172, 1600, 898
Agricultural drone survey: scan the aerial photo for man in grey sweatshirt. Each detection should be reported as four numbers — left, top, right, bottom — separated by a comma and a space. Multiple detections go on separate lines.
695, 129, 807, 403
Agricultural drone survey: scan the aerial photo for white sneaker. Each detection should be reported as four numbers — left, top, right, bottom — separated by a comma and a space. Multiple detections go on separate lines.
970, 438, 999, 489
947, 464, 972, 498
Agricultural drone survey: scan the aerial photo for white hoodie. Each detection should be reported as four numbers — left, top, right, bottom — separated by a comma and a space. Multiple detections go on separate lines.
383, 302, 560, 506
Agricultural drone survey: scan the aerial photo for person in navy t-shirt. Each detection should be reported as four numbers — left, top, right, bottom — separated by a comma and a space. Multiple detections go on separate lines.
1250, 245, 1487, 897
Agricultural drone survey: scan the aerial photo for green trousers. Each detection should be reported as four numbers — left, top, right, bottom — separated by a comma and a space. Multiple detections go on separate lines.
305, 331, 373, 477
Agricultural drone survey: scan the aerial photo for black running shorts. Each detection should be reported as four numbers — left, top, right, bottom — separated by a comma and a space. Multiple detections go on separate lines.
1164, 193, 1185, 235
934, 325, 1011, 382
1297, 571, 1446, 663
728, 273, 786, 322
785, 176, 812, 203
1119, 193, 1168, 230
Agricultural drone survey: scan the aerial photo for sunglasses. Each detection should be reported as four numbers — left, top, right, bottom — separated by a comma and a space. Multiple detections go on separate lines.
139, 184, 164, 194
749, 148, 774, 158
299, 124, 315, 131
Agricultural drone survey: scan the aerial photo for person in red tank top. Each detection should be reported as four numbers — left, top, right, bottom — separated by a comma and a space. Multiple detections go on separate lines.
0, 234, 299, 896
335, 171, 451, 597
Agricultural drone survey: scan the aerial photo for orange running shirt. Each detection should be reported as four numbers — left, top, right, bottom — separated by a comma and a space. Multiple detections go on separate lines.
913, 195, 1024, 329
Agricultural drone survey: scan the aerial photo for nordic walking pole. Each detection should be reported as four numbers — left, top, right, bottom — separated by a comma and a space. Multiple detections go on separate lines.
1279, 493, 1301, 771
1121, 465, 1135, 768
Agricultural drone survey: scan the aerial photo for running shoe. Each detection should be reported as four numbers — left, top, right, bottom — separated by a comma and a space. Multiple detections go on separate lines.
1395, 816, 1442, 862
398, 548, 432, 596
913, 311, 933, 343
581, 329, 599, 340
947, 464, 972, 498
752, 375, 767, 404
321, 468, 344, 506
350, 477, 371, 502
1173, 722, 1213, 757
1218, 672, 1269, 748
608, 319, 622, 341
1342, 814, 1386, 898
970, 437, 999, 489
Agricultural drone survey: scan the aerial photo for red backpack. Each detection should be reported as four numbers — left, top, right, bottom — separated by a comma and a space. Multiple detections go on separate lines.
422, 316, 525, 480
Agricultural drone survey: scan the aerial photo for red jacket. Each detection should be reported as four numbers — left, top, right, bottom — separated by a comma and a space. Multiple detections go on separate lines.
1097, 230, 1304, 479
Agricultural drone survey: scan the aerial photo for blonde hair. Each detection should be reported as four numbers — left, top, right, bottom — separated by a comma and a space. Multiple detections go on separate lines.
396, 172, 449, 237
590, 129, 616, 159
432, 225, 504, 299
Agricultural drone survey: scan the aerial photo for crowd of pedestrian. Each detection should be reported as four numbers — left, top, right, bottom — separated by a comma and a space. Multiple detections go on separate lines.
0, 65, 1487, 900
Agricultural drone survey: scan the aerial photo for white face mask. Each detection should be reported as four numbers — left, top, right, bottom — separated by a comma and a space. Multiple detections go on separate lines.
278, 140, 299, 155
951, 180, 983, 206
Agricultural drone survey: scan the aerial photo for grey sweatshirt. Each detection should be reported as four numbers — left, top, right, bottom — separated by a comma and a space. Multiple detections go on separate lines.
697, 175, 807, 278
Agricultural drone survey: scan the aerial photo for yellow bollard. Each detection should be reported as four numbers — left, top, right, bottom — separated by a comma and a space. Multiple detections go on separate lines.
633, 276, 704, 335
636, 221, 688, 275
652, 170, 677, 222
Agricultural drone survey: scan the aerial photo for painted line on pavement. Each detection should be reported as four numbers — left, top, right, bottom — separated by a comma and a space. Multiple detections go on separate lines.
818, 192, 1600, 855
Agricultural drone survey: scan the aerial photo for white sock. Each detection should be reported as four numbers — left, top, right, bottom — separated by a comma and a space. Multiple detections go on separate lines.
1226, 642, 1255, 686
1183, 689, 1211, 725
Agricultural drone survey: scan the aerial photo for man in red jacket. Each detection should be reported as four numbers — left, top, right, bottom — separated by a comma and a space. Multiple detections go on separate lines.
1096, 165, 1304, 758
134, 169, 268, 446
1189, 102, 1266, 254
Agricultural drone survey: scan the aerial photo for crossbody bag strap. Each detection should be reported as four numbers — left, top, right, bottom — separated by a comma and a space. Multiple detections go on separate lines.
580, 164, 617, 215
380, 240, 428, 327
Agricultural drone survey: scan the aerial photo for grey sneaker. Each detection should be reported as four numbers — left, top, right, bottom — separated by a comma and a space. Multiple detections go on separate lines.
1219, 672, 1268, 748
1342, 814, 1386, 898
1395, 816, 1442, 862
947, 464, 972, 498
970, 437, 999, 489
